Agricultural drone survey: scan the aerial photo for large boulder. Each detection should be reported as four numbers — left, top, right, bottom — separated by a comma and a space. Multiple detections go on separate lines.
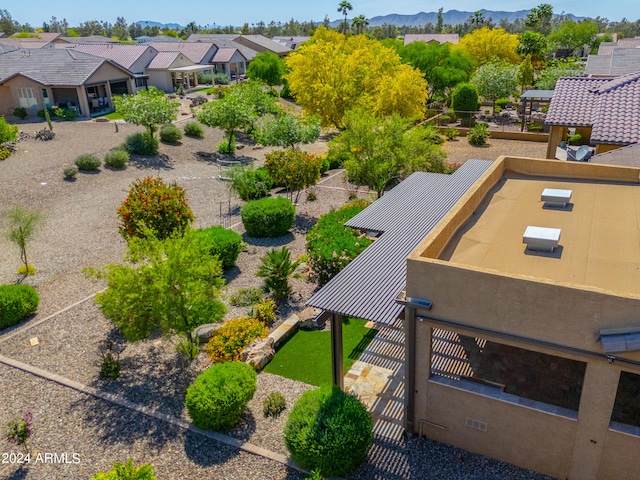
193, 323, 221, 343
240, 337, 275, 371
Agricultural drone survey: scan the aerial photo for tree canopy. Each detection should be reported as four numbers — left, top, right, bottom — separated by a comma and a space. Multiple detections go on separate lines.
254, 112, 321, 149
471, 59, 518, 106
113, 87, 180, 136
246, 51, 286, 86
458, 27, 520, 65
548, 20, 599, 56
285, 27, 428, 128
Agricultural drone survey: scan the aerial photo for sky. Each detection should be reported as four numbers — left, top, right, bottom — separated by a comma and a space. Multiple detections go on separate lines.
4, 0, 633, 28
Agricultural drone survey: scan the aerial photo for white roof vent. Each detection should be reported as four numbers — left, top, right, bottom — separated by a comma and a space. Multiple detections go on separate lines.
523, 226, 561, 252
541, 188, 572, 208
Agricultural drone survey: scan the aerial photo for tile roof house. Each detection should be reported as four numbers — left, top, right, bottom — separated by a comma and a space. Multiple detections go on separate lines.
148, 41, 216, 64
544, 73, 640, 157
58, 43, 157, 74
58, 35, 119, 44
0, 38, 55, 49
586, 48, 640, 76
232, 35, 291, 57
403, 33, 460, 45
0, 48, 135, 117
186, 34, 291, 60
145, 51, 201, 92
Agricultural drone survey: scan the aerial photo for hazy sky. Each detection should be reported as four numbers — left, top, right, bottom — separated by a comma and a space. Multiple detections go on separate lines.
5, 0, 632, 28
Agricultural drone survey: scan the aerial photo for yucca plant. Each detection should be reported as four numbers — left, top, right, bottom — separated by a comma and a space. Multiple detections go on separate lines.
256, 247, 300, 300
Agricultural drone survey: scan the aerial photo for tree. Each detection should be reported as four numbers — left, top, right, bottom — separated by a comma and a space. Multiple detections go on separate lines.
352, 15, 368, 35
91, 230, 226, 360
246, 51, 286, 86
197, 81, 277, 152
112, 16, 128, 41
337, 1, 353, 34
451, 83, 479, 127
548, 20, 599, 56
517, 55, 534, 93
255, 113, 321, 149
471, 59, 518, 107
398, 41, 475, 98
113, 87, 180, 136
535, 60, 584, 89
516, 31, 548, 68
458, 27, 520, 65
286, 27, 428, 128
0, 9, 20, 36
525, 4, 553, 34
436, 7, 444, 33
4, 205, 45, 275
329, 109, 447, 198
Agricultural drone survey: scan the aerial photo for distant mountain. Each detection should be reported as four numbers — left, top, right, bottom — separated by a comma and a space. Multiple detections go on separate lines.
331, 9, 584, 27
133, 20, 184, 30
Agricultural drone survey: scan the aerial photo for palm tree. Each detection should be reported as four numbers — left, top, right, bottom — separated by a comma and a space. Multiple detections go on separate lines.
337, 1, 353, 34
352, 15, 369, 35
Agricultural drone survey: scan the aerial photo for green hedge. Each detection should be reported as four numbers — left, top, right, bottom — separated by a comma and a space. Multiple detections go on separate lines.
285, 385, 373, 477
0, 284, 39, 330
185, 362, 257, 431
306, 200, 371, 286
241, 197, 295, 238
193, 226, 244, 270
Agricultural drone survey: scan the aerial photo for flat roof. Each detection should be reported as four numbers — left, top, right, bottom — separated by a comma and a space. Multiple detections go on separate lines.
435, 162, 640, 296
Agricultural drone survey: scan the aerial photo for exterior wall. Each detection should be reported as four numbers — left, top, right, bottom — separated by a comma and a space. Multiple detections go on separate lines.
86, 62, 132, 85
3, 76, 45, 113
131, 49, 157, 74
595, 144, 622, 155
599, 429, 640, 478
147, 71, 173, 92
0, 85, 14, 115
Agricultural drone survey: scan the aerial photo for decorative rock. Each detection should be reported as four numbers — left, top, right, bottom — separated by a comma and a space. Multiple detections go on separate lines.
298, 307, 325, 330
240, 337, 275, 371
193, 323, 221, 343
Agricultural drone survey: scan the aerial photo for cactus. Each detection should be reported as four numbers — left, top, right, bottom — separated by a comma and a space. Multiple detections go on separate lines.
44, 107, 53, 131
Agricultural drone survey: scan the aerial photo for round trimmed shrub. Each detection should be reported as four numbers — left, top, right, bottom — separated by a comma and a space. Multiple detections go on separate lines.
0, 284, 40, 330
204, 317, 268, 363
63, 166, 78, 178
193, 226, 244, 270
117, 177, 194, 240
285, 385, 373, 477
75, 154, 101, 171
124, 132, 158, 156
183, 121, 204, 138
241, 197, 295, 238
104, 149, 129, 168
159, 124, 182, 144
185, 361, 257, 431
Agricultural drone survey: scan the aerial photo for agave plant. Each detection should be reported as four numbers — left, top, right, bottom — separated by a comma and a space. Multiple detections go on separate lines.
256, 247, 300, 300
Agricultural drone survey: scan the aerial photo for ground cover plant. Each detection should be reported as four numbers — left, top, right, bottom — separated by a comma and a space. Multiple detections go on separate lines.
204, 316, 269, 363
262, 318, 377, 386
284, 384, 373, 476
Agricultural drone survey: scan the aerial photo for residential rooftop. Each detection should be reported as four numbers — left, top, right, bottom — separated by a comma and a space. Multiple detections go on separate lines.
416, 157, 640, 298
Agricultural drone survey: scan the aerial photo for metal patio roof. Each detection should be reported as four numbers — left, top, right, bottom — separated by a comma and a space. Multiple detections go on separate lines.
306, 159, 493, 325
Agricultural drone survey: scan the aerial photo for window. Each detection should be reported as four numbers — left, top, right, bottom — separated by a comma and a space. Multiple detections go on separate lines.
17, 88, 37, 109
430, 327, 586, 412
611, 371, 640, 431
135, 78, 147, 88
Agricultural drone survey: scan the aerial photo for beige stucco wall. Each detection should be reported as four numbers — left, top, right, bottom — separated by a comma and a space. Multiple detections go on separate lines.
0, 85, 14, 115
147, 71, 173, 92
86, 62, 132, 85
599, 429, 640, 478
2, 76, 45, 113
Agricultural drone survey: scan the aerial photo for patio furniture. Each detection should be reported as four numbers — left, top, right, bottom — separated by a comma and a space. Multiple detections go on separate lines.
91, 98, 99, 112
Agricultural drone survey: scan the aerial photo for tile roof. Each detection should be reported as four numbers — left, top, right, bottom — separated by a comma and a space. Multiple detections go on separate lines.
597, 42, 617, 56
0, 44, 17, 54
618, 37, 640, 49
147, 51, 183, 69
148, 41, 215, 64
6, 32, 61, 42
236, 35, 291, 54
57, 43, 155, 70
586, 49, 640, 76
211, 47, 243, 63
0, 48, 128, 86
0, 38, 53, 49
404, 33, 460, 45
545, 77, 612, 126
59, 35, 119, 44
591, 143, 640, 167
186, 34, 257, 60
590, 72, 640, 145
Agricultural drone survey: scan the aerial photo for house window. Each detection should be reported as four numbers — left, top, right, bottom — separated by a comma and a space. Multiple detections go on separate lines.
610, 371, 640, 433
17, 87, 37, 109
135, 78, 147, 88
430, 327, 586, 413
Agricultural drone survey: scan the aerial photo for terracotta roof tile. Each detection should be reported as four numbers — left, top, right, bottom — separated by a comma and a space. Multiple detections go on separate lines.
57, 43, 154, 70
591, 72, 640, 145
545, 77, 612, 126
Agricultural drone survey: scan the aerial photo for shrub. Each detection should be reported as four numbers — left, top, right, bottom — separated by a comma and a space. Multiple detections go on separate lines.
36, 108, 55, 119
183, 121, 204, 138
467, 123, 490, 146
257, 247, 300, 300
185, 362, 257, 431
75, 154, 101, 171
284, 385, 373, 477
496, 97, 510, 109
159, 124, 182, 144
0, 115, 19, 144
229, 287, 263, 307
568, 133, 582, 145
6, 411, 33, 450
124, 132, 159, 156
91, 459, 156, 480
0, 284, 39, 330
214, 73, 230, 85
53, 107, 77, 121
421, 125, 444, 144
13, 107, 27, 119
35, 129, 55, 141
444, 127, 459, 141
264, 149, 322, 201
99, 341, 121, 380
63, 166, 79, 178
197, 72, 213, 84
251, 299, 277, 325
217, 139, 235, 154
451, 82, 479, 128
104, 149, 129, 168
263, 392, 286, 417
192, 225, 244, 270
228, 165, 274, 201
204, 317, 269, 363
306, 200, 372, 286
0, 147, 12, 161
117, 177, 194, 240
241, 197, 295, 238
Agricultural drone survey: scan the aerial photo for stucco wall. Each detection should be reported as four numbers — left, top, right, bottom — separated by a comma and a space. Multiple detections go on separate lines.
599, 429, 640, 478
0, 86, 14, 115
147, 71, 173, 92
86, 62, 131, 85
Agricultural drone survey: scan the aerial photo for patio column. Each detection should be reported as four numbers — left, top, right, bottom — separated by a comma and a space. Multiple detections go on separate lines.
330, 312, 344, 389
404, 306, 416, 434
78, 85, 90, 118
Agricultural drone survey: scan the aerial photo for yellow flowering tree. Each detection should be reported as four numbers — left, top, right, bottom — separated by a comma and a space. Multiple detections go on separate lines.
458, 27, 520, 65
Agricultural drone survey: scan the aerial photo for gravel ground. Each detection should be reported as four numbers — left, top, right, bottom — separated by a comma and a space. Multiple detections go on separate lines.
441, 136, 548, 166
0, 117, 556, 480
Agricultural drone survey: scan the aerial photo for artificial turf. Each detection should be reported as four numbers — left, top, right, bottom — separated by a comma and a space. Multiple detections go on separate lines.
262, 318, 378, 386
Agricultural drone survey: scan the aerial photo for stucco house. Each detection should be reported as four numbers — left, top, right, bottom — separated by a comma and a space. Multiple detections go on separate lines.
0, 48, 135, 117
544, 72, 640, 158
308, 155, 640, 480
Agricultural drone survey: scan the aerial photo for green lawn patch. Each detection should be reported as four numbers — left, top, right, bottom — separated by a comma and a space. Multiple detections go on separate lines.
263, 318, 377, 386
102, 111, 123, 120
